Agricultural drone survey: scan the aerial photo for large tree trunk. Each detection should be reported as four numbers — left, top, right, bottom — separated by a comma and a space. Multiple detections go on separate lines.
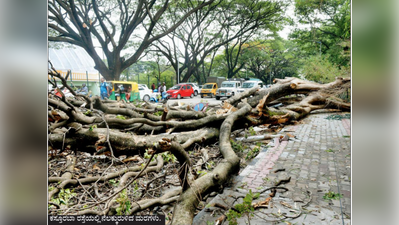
48, 67, 350, 222
171, 103, 251, 224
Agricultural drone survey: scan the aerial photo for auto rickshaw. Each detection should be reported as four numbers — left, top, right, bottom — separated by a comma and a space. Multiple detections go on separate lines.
108, 81, 140, 101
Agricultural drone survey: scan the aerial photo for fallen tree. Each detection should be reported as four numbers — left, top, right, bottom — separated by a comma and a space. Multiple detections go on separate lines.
48, 63, 350, 223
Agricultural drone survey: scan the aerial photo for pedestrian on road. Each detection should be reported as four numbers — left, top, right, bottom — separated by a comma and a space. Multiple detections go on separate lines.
151, 83, 155, 91
160, 82, 167, 99
100, 78, 109, 99
158, 83, 162, 93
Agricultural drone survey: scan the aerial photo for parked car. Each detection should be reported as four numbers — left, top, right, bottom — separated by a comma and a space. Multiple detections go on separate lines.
179, 82, 200, 96
200, 77, 226, 98
138, 84, 152, 102
166, 84, 194, 99
139, 84, 149, 89
237, 80, 265, 93
215, 79, 244, 100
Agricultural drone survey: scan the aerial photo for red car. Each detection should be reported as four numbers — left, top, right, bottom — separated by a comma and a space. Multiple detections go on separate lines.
166, 84, 194, 99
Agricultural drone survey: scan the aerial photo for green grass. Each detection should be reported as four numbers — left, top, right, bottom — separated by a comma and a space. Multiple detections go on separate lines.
323, 191, 343, 200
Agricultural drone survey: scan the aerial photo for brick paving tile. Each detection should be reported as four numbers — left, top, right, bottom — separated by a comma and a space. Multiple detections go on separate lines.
194, 113, 351, 225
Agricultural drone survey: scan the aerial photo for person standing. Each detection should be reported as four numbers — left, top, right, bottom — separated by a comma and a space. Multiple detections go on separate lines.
151, 83, 155, 91
160, 82, 166, 99
100, 77, 109, 99
114, 85, 121, 100
157, 83, 162, 93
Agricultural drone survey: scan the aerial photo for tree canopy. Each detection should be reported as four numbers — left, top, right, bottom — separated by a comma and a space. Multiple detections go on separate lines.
49, 0, 218, 81
208, 38, 301, 84
151, 0, 288, 83
290, 0, 350, 67
48, 0, 350, 85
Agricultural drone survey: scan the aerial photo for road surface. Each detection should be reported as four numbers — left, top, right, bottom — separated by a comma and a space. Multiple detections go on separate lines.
166, 95, 224, 105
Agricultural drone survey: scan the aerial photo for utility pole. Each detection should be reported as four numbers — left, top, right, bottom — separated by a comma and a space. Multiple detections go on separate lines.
177, 60, 180, 84
269, 73, 271, 85
316, 41, 321, 56
173, 35, 180, 84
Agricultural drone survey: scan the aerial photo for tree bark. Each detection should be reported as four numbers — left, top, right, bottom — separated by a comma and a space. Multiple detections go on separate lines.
48, 67, 350, 221
49, 127, 220, 157
171, 103, 252, 224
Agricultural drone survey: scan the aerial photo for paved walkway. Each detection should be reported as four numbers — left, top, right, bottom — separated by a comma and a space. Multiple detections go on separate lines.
194, 112, 351, 225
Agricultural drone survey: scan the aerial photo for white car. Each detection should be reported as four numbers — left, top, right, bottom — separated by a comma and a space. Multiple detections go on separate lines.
179, 82, 200, 96
139, 84, 149, 89
138, 84, 152, 102
215, 80, 242, 100
237, 80, 265, 93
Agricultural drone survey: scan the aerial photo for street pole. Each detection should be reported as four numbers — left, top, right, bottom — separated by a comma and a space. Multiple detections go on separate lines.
269, 73, 271, 85
98, 72, 101, 94
174, 35, 180, 84
177, 60, 179, 84
86, 71, 89, 88
69, 70, 73, 83
316, 41, 321, 56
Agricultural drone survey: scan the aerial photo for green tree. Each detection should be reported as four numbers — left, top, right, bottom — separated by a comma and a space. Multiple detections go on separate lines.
245, 39, 300, 84
300, 55, 349, 83
49, 0, 217, 81
153, 0, 287, 83
290, 0, 350, 67
211, 39, 300, 84
120, 61, 153, 82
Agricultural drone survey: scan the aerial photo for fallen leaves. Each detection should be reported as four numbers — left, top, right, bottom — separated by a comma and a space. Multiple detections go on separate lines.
270, 113, 290, 125
279, 134, 289, 142
95, 134, 107, 150
216, 102, 237, 116
208, 202, 229, 210
92, 164, 100, 170
280, 201, 293, 209
252, 196, 272, 209
215, 214, 226, 225
122, 155, 143, 163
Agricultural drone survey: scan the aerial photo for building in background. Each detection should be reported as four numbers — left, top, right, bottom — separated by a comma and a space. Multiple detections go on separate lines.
49, 47, 102, 96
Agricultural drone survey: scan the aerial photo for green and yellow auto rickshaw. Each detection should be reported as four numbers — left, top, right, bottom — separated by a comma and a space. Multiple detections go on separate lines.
108, 81, 140, 101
